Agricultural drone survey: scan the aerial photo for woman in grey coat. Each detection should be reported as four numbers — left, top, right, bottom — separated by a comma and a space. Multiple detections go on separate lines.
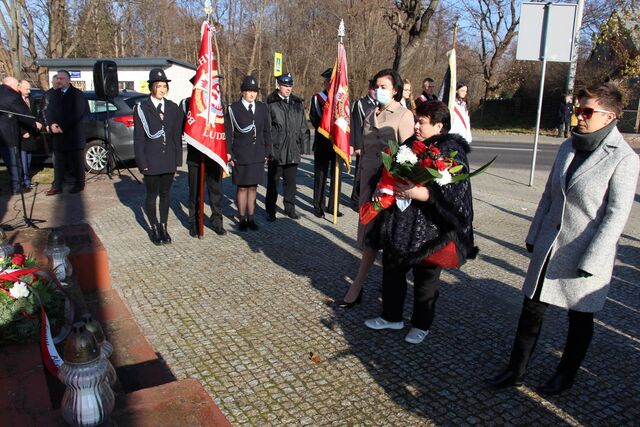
486, 82, 639, 395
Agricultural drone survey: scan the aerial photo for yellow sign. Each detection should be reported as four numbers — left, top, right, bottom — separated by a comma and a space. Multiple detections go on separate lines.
138, 80, 150, 94
273, 52, 283, 77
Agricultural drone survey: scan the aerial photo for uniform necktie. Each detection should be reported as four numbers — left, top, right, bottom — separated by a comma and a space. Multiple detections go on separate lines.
285, 97, 289, 104
157, 103, 164, 120
248, 104, 253, 116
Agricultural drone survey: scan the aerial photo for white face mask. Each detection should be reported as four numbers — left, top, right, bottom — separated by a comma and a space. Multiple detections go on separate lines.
376, 88, 392, 106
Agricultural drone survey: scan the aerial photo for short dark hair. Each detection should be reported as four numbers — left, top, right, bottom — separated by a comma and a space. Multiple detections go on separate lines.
368, 78, 376, 90
415, 100, 451, 133
57, 69, 71, 79
373, 68, 404, 102
423, 77, 434, 84
578, 82, 623, 116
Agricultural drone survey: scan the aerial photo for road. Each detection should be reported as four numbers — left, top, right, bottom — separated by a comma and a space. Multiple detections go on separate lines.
469, 140, 559, 171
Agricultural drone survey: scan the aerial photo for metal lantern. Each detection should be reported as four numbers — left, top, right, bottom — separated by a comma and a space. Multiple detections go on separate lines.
44, 229, 72, 281
82, 313, 117, 387
0, 230, 13, 259
58, 322, 115, 427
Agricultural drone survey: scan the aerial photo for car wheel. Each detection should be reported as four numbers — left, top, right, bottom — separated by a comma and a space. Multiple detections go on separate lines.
84, 140, 113, 174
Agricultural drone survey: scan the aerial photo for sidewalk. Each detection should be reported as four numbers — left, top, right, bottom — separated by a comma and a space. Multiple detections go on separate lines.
1, 145, 638, 425
473, 130, 640, 149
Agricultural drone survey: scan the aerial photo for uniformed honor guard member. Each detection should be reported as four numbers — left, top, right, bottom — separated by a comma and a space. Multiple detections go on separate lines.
265, 73, 310, 222
226, 75, 272, 231
181, 75, 227, 237
310, 68, 345, 218
349, 78, 377, 209
133, 68, 184, 245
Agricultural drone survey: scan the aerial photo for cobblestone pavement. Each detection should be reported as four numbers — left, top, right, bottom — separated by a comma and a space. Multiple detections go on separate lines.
5, 140, 639, 425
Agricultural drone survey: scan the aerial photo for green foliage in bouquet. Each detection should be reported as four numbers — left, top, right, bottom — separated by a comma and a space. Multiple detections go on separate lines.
0, 254, 66, 343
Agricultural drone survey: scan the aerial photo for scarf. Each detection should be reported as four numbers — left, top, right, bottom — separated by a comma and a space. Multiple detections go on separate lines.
571, 120, 617, 152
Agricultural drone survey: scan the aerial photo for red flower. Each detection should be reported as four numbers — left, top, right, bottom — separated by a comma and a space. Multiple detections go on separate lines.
420, 157, 434, 168
12, 253, 25, 266
411, 140, 427, 155
434, 159, 447, 171
430, 146, 440, 156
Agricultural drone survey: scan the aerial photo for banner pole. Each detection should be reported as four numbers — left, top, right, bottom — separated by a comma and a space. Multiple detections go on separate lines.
332, 155, 339, 225
198, 154, 205, 237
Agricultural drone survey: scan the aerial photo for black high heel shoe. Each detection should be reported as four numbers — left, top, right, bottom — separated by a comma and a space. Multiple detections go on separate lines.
338, 289, 363, 308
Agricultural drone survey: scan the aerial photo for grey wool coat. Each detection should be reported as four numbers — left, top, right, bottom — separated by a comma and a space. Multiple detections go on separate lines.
523, 127, 639, 312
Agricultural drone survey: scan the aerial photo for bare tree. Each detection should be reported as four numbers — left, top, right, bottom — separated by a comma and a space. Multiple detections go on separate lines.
465, 0, 519, 98
386, 0, 439, 75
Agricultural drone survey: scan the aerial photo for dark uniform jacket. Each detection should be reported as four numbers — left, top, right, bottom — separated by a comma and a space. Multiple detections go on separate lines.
266, 91, 309, 165
19, 95, 38, 152
350, 95, 376, 151
50, 85, 89, 152
133, 96, 184, 175
226, 100, 271, 164
415, 92, 437, 107
309, 90, 331, 154
0, 84, 37, 149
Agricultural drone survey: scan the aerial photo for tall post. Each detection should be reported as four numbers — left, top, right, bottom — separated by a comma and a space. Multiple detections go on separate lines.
452, 19, 459, 50
564, 0, 585, 97
332, 20, 346, 225
529, 2, 552, 187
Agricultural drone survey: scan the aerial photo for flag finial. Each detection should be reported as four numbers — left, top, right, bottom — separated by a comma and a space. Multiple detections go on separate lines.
204, 0, 212, 19
338, 19, 345, 39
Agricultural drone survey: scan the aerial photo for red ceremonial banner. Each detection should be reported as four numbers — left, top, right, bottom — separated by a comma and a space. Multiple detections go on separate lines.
318, 41, 351, 171
183, 21, 228, 172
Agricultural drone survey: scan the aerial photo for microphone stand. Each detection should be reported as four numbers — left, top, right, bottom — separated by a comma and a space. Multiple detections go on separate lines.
0, 108, 46, 229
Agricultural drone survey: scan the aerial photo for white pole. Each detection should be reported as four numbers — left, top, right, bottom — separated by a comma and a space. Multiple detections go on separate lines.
529, 2, 553, 187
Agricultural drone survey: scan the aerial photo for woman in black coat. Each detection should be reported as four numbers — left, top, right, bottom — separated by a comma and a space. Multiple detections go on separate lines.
226, 76, 271, 231
364, 101, 477, 344
133, 69, 184, 245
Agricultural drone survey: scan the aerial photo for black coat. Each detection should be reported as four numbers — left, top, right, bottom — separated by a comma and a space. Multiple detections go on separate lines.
350, 95, 376, 151
309, 90, 331, 154
0, 84, 37, 149
19, 95, 38, 152
50, 85, 89, 152
266, 91, 309, 165
133, 96, 184, 175
225, 100, 271, 164
368, 133, 478, 267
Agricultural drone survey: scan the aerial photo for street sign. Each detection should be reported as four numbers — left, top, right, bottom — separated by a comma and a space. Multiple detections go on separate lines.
516, 2, 577, 63
273, 52, 283, 77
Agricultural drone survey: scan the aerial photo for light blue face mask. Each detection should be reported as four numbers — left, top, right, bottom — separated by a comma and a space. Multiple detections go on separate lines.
376, 88, 392, 106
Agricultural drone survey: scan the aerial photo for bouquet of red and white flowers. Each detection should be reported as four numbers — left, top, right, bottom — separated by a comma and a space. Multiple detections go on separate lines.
360, 140, 495, 225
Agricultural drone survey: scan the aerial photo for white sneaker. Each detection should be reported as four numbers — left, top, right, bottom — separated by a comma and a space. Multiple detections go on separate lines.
364, 317, 404, 330
405, 328, 429, 344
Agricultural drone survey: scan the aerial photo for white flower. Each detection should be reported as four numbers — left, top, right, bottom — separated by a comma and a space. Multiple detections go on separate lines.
9, 281, 30, 299
395, 145, 418, 165
435, 169, 453, 186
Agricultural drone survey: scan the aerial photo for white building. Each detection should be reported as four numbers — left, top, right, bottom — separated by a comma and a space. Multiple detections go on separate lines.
37, 57, 196, 103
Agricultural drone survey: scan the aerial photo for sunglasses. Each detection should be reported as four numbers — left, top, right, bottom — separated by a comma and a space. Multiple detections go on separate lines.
576, 106, 615, 120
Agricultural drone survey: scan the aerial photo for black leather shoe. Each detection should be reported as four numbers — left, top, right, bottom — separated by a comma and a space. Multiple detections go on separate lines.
285, 211, 300, 220
150, 225, 163, 245
326, 207, 344, 217
238, 219, 248, 232
266, 213, 276, 222
188, 224, 197, 238
538, 372, 574, 396
338, 289, 362, 309
212, 224, 227, 235
313, 209, 324, 218
247, 220, 259, 231
485, 369, 524, 388
160, 223, 171, 244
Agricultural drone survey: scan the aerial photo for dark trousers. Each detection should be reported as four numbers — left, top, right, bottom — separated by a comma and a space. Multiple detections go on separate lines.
508, 282, 594, 378
20, 150, 31, 186
266, 160, 297, 215
350, 155, 360, 209
557, 120, 570, 138
187, 162, 223, 227
144, 173, 174, 225
1, 145, 20, 192
52, 149, 84, 190
381, 251, 442, 330
312, 146, 342, 212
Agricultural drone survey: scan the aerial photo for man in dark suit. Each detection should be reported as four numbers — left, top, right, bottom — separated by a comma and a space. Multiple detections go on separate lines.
310, 68, 343, 218
46, 69, 89, 195
0, 77, 41, 194
349, 79, 377, 208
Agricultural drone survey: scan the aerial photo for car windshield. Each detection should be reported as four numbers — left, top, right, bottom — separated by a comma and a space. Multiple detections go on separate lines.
124, 96, 148, 109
